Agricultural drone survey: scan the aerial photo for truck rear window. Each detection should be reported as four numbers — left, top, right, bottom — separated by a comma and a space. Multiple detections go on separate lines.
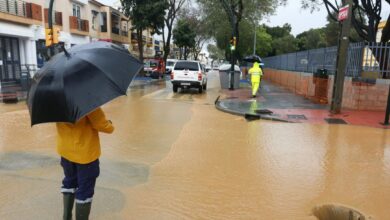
174, 62, 199, 71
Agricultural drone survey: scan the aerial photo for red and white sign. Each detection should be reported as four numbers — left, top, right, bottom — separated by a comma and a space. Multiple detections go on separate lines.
338, 5, 349, 21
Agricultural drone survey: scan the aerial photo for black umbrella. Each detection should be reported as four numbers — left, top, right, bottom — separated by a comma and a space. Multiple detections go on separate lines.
27, 41, 142, 126
243, 54, 263, 63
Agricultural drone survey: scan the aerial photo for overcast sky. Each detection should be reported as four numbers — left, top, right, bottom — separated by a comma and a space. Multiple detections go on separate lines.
265, 1, 390, 36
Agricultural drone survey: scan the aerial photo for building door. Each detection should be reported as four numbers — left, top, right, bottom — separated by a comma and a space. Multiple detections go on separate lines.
0, 37, 21, 82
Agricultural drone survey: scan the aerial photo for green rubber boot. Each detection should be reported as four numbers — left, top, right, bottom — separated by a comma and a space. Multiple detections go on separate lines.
63, 193, 75, 220
76, 202, 91, 220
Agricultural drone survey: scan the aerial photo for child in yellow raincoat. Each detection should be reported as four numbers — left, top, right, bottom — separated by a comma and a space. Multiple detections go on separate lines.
57, 107, 114, 220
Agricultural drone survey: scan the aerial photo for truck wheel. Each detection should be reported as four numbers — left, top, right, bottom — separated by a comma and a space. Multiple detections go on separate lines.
173, 85, 178, 93
198, 86, 203, 93
203, 83, 207, 90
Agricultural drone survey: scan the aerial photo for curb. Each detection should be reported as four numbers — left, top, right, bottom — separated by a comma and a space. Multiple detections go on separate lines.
214, 98, 291, 123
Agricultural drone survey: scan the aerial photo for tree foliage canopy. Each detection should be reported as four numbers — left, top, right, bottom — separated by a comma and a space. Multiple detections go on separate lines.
173, 19, 196, 59
120, 0, 167, 61
302, 0, 389, 42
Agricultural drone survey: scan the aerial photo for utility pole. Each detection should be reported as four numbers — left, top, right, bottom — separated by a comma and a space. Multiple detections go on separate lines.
253, 23, 256, 55
330, 1, 352, 114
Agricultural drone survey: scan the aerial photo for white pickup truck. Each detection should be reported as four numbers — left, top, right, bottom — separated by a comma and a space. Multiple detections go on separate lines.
170, 60, 207, 93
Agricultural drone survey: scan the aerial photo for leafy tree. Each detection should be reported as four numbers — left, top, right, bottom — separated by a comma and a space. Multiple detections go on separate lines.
173, 19, 196, 60
302, 0, 388, 42
323, 13, 363, 46
197, 0, 285, 60
207, 44, 224, 66
296, 28, 327, 50
178, 6, 210, 60
262, 24, 297, 56
263, 23, 292, 39
272, 35, 298, 55
162, 0, 186, 63
254, 27, 273, 57
120, 0, 167, 62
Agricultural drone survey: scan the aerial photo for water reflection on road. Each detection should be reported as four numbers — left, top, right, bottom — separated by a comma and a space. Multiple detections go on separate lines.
0, 72, 389, 219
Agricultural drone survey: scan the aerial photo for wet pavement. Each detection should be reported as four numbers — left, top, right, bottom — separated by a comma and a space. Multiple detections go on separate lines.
0, 72, 390, 219
217, 80, 390, 129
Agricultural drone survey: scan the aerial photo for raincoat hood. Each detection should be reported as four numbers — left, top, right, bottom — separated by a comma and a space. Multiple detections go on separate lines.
253, 62, 260, 68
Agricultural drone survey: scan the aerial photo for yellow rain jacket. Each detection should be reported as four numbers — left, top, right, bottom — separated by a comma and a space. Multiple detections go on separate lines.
248, 62, 263, 83
56, 107, 114, 164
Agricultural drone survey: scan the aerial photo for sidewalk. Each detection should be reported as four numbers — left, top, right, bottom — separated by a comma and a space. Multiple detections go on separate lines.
216, 80, 390, 129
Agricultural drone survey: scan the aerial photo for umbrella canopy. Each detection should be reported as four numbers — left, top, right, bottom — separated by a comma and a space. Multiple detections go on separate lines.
243, 55, 263, 64
27, 41, 142, 126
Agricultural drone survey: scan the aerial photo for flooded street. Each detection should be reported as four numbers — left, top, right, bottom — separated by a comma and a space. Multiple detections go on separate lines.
0, 71, 389, 219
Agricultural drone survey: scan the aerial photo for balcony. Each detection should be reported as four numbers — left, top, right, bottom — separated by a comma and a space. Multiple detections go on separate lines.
69, 16, 89, 36
0, 0, 42, 25
146, 37, 153, 47
131, 32, 137, 43
44, 8, 62, 27
110, 28, 129, 44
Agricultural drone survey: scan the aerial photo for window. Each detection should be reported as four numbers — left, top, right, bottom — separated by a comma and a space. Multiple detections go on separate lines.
174, 62, 199, 71
91, 10, 99, 30
73, 4, 81, 18
100, 12, 107, 32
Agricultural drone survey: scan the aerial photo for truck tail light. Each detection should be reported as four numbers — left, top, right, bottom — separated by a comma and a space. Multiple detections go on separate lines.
198, 72, 202, 81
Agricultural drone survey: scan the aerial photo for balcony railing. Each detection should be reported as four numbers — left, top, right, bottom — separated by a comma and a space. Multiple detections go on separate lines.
69, 16, 89, 32
111, 26, 119, 35
0, 0, 42, 21
121, 30, 128, 37
44, 8, 62, 26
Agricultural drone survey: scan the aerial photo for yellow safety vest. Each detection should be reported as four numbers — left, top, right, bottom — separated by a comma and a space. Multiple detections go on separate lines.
249, 63, 263, 83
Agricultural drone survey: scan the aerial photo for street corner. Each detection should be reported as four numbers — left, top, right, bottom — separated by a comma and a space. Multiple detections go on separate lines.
215, 93, 289, 123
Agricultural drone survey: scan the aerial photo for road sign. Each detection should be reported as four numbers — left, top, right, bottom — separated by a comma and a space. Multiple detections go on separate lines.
338, 5, 349, 22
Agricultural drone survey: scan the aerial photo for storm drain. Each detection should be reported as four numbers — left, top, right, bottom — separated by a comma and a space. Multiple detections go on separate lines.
287, 114, 307, 120
313, 204, 367, 220
325, 118, 347, 124
255, 109, 273, 115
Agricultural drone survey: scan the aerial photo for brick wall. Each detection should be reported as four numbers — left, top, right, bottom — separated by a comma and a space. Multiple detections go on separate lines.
264, 68, 390, 111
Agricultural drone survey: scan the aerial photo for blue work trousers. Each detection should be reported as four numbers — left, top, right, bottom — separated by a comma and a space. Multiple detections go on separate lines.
60, 157, 100, 204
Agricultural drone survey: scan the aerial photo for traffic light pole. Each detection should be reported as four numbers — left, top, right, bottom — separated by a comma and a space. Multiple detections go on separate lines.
230, 16, 237, 90
48, 0, 55, 55
330, 1, 352, 114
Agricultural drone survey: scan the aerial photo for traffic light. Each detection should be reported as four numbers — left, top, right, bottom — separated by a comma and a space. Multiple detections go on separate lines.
52, 27, 60, 44
45, 28, 53, 47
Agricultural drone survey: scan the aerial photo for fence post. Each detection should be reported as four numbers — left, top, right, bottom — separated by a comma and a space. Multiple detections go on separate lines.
306, 50, 309, 72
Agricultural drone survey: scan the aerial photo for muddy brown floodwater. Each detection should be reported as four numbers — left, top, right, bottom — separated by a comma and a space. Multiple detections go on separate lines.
0, 72, 389, 220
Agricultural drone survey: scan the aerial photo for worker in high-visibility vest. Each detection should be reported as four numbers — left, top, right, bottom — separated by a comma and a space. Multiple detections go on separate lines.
248, 62, 263, 98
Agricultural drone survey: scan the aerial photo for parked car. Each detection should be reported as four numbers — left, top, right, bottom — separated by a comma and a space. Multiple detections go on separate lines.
165, 59, 177, 74
171, 60, 207, 93
144, 58, 165, 79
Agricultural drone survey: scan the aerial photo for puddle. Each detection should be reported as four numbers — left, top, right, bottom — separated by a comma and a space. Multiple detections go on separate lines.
0, 152, 58, 170
313, 204, 369, 220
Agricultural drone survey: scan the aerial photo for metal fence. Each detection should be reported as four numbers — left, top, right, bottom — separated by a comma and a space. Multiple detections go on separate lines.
263, 42, 390, 78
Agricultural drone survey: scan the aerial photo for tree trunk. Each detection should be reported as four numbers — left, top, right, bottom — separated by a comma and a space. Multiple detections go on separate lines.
184, 46, 188, 60
163, 26, 173, 63
179, 47, 183, 59
137, 28, 144, 63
